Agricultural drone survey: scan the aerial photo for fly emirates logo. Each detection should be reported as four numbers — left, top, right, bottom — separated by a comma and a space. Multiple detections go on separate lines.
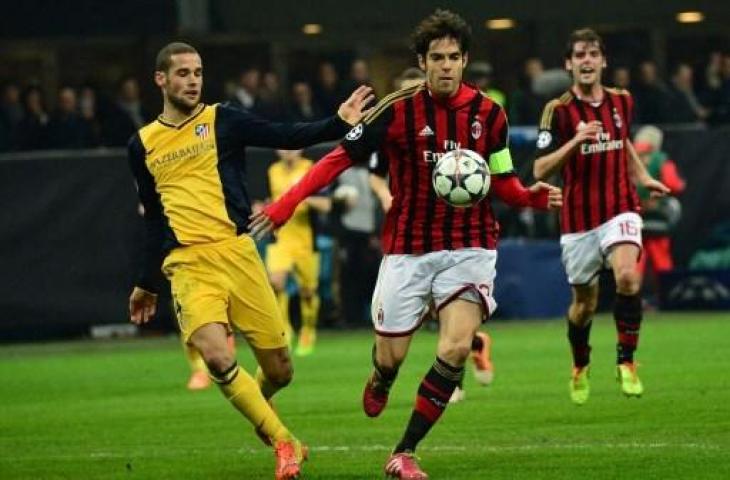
580, 122, 624, 155
423, 140, 461, 163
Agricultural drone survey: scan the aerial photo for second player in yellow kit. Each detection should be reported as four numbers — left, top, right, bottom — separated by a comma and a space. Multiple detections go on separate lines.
266, 150, 330, 356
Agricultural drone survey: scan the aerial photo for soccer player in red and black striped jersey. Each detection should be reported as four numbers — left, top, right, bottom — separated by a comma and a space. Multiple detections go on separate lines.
250, 10, 562, 478
533, 29, 669, 405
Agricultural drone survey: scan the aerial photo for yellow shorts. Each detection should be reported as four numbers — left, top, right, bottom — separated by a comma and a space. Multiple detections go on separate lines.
162, 235, 287, 349
265, 242, 320, 292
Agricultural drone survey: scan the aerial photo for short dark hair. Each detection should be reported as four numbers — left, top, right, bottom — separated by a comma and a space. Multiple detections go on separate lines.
411, 9, 471, 57
564, 28, 606, 59
155, 42, 198, 72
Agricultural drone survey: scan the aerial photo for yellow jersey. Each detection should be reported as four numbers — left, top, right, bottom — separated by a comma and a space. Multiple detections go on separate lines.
128, 102, 348, 291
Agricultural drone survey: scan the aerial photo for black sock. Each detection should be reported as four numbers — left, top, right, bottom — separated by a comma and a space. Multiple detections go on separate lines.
614, 293, 642, 364
394, 357, 463, 454
567, 318, 592, 368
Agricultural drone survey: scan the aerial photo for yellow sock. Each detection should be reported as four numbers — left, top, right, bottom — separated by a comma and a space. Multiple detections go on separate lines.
276, 290, 294, 344
300, 294, 320, 330
255, 366, 280, 400
183, 340, 207, 373
213, 363, 291, 442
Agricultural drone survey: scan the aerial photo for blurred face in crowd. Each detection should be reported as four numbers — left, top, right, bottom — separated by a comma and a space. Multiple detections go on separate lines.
2, 84, 20, 104
566, 41, 606, 89
57, 87, 77, 114
25, 89, 44, 114
240, 69, 260, 92
155, 52, 202, 114
524, 58, 543, 80
419, 36, 467, 98
292, 82, 312, 105
639, 61, 658, 85
263, 72, 280, 93
612, 67, 631, 89
120, 78, 140, 102
351, 59, 369, 83
319, 63, 338, 89
673, 64, 693, 90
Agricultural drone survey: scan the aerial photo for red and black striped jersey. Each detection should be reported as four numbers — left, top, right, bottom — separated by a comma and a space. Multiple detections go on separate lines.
535, 88, 640, 234
342, 82, 512, 254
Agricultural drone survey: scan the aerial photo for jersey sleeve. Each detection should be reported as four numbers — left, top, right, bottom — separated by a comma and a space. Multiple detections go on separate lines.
340, 101, 394, 165
216, 102, 350, 150
486, 105, 515, 176
535, 100, 565, 158
127, 133, 165, 293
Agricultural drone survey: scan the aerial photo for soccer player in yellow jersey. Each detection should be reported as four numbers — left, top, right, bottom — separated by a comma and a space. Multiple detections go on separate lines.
127, 42, 373, 480
266, 149, 331, 356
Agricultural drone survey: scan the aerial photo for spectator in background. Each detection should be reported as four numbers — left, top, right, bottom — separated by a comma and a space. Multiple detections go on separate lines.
0, 82, 23, 151
633, 125, 686, 305
78, 84, 102, 147
509, 57, 544, 124
289, 81, 323, 122
668, 63, 709, 123
47, 86, 95, 149
611, 66, 631, 90
103, 77, 151, 146
715, 52, 730, 124
256, 71, 288, 120
633, 60, 671, 124
230, 67, 260, 111
15, 85, 49, 151
698, 52, 722, 111
466, 61, 506, 107
314, 62, 345, 114
331, 162, 381, 328
344, 58, 377, 97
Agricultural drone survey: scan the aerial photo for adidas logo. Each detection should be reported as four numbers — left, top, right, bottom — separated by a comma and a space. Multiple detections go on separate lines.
418, 125, 434, 136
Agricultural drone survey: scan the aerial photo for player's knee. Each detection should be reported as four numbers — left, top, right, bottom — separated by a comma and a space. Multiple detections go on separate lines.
438, 341, 471, 365
261, 356, 294, 388
615, 267, 640, 294
201, 348, 236, 377
571, 300, 596, 324
267, 366, 293, 388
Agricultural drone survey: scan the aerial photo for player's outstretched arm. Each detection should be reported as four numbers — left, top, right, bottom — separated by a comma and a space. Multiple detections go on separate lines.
626, 140, 670, 198
248, 145, 355, 239
491, 174, 562, 211
533, 120, 602, 180
221, 86, 374, 150
129, 287, 158, 324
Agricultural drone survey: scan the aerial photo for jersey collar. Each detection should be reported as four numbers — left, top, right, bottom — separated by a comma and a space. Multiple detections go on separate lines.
157, 103, 206, 129
426, 82, 479, 109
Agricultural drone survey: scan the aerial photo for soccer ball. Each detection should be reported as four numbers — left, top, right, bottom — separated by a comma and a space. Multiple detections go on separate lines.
432, 149, 490, 207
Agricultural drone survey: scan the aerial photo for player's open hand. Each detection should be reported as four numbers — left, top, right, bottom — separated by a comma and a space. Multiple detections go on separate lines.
248, 211, 275, 241
338, 85, 375, 126
529, 181, 563, 210
129, 287, 158, 325
573, 120, 602, 144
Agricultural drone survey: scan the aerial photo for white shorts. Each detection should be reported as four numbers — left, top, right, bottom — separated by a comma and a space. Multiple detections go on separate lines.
560, 212, 643, 285
370, 248, 498, 336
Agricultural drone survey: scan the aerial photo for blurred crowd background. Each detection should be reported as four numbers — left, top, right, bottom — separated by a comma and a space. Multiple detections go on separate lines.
1, 0, 729, 339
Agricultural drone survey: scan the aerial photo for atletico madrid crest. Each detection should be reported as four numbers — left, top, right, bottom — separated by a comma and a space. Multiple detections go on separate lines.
194, 123, 210, 140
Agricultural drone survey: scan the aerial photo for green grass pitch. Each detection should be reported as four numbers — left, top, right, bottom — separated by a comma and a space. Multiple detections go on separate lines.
1, 312, 729, 479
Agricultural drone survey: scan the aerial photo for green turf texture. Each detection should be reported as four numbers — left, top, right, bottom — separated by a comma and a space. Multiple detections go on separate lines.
1, 312, 729, 479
